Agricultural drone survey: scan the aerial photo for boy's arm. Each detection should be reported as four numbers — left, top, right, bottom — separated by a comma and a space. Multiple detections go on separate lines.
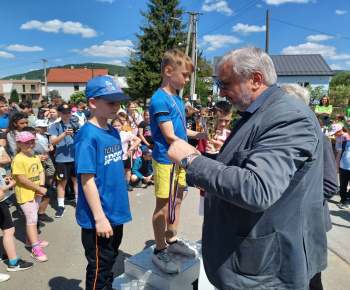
81, 173, 113, 238
159, 121, 179, 145
187, 129, 207, 140
132, 158, 144, 179
50, 126, 74, 146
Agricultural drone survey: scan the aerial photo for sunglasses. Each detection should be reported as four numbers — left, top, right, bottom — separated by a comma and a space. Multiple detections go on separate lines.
216, 75, 236, 90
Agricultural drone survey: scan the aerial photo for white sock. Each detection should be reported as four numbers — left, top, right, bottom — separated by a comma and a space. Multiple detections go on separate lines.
57, 198, 65, 208
75, 195, 78, 203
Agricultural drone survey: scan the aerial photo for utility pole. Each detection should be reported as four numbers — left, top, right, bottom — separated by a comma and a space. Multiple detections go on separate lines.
179, 14, 192, 98
265, 10, 270, 54
42, 59, 48, 100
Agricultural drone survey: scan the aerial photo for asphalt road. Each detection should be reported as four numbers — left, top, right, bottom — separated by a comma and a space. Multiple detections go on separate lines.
1, 186, 350, 289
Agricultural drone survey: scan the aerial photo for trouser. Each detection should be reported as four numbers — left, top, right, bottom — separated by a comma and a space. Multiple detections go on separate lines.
309, 272, 323, 290
339, 168, 350, 203
82, 225, 124, 290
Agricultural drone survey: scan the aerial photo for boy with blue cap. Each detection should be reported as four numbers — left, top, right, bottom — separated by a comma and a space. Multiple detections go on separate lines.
74, 76, 132, 290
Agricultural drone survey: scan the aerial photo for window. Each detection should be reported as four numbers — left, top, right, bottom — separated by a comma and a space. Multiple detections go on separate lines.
31, 84, 36, 90
22, 85, 25, 92
32, 94, 39, 100
74, 84, 79, 91
298, 82, 310, 87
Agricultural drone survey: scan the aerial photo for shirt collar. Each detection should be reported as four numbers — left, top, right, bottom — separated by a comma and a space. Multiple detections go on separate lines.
237, 84, 278, 118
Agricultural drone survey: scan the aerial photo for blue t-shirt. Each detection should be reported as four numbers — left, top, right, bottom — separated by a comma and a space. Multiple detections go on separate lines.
149, 88, 187, 164
49, 121, 78, 163
0, 113, 9, 129
73, 121, 132, 229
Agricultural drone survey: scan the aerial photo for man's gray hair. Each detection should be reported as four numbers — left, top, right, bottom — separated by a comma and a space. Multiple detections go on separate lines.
216, 46, 277, 86
279, 83, 310, 105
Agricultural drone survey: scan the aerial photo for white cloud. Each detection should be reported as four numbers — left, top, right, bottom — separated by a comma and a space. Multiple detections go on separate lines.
232, 23, 266, 35
6, 44, 43, 52
98, 60, 126, 66
201, 34, 242, 52
29, 68, 40, 72
0, 51, 15, 58
265, 0, 316, 5
335, 10, 347, 14
202, 0, 233, 16
20, 20, 97, 38
96, 0, 114, 3
330, 64, 345, 70
55, 59, 62, 62
306, 35, 334, 42
281, 42, 350, 60
73, 40, 134, 58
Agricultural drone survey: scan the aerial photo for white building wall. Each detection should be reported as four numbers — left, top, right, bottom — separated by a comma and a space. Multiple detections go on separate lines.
277, 76, 332, 90
48, 83, 87, 101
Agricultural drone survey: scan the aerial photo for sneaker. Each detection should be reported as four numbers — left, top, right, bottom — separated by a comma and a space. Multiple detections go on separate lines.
25, 238, 49, 248
55, 206, 66, 218
152, 249, 178, 274
31, 247, 48, 263
339, 203, 350, 210
127, 183, 133, 191
38, 213, 54, 223
167, 239, 198, 257
37, 220, 45, 229
0, 273, 10, 282
7, 258, 34, 272
136, 181, 147, 188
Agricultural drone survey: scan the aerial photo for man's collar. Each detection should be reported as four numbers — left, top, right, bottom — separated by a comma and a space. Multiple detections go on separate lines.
237, 84, 278, 118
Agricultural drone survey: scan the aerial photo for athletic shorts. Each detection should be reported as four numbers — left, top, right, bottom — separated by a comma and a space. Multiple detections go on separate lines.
123, 157, 132, 169
0, 200, 14, 230
152, 158, 186, 199
56, 162, 76, 181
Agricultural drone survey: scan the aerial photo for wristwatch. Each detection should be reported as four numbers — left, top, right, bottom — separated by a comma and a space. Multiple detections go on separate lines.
181, 153, 199, 170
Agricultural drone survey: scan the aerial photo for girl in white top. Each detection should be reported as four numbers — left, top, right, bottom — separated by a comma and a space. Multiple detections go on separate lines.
126, 101, 143, 136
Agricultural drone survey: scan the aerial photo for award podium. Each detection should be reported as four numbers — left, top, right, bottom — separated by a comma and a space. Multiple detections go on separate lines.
112, 239, 215, 290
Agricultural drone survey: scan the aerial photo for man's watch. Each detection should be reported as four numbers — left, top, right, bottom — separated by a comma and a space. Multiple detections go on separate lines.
181, 153, 199, 170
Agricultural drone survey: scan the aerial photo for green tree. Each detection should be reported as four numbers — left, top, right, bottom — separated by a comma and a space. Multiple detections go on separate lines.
70, 90, 86, 105
329, 71, 350, 87
126, 0, 186, 101
48, 90, 61, 103
307, 85, 327, 105
10, 89, 19, 103
329, 85, 350, 107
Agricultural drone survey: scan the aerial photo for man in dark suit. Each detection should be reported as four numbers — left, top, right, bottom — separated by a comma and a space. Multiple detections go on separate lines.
167, 46, 327, 289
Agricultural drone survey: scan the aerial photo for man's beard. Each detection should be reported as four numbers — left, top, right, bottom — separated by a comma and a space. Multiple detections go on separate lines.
230, 83, 254, 112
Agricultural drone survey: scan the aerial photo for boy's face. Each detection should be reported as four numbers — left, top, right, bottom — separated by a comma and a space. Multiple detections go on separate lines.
21, 107, 30, 115
49, 109, 58, 119
167, 64, 191, 91
0, 102, 8, 115
59, 111, 72, 122
36, 126, 47, 134
215, 111, 232, 131
77, 106, 83, 113
92, 98, 121, 120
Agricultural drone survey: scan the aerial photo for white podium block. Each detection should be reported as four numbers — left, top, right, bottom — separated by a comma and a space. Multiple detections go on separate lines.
112, 273, 159, 290
124, 238, 201, 290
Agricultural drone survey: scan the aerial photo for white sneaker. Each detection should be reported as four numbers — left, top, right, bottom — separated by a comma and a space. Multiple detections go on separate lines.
152, 249, 178, 274
0, 273, 10, 282
167, 239, 198, 257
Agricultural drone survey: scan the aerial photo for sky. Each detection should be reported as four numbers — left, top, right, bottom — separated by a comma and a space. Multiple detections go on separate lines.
0, 0, 349, 79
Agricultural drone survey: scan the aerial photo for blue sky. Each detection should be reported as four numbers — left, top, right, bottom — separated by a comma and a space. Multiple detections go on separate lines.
0, 0, 349, 78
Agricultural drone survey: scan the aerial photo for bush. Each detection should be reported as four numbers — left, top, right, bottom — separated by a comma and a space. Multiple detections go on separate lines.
70, 90, 86, 105
10, 89, 19, 103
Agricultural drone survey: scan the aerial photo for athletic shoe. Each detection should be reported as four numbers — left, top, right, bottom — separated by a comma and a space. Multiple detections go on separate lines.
0, 254, 8, 262
152, 249, 178, 274
0, 273, 10, 282
25, 238, 49, 248
167, 239, 198, 257
127, 183, 133, 191
38, 213, 54, 223
7, 258, 33, 272
65, 194, 75, 201
339, 203, 350, 210
31, 247, 48, 263
37, 220, 45, 229
55, 206, 66, 218
136, 181, 147, 188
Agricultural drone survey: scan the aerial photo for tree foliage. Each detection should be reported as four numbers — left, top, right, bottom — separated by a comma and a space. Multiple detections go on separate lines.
48, 90, 61, 103
329, 85, 350, 107
10, 89, 19, 103
70, 91, 86, 104
307, 85, 327, 105
329, 71, 350, 87
126, 0, 186, 100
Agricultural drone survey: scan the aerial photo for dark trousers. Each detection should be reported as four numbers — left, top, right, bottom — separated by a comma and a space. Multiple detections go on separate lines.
339, 168, 350, 203
82, 225, 124, 290
309, 272, 323, 290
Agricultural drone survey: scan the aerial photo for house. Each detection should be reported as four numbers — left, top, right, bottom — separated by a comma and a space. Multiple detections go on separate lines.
0, 77, 42, 103
212, 54, 334, 95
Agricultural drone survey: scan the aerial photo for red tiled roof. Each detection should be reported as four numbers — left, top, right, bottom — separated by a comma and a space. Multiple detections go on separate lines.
47, 68, 109, 83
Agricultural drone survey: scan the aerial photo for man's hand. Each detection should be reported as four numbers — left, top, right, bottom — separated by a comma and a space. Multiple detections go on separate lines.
95, 217, 114, 238
167, 139, 200, 165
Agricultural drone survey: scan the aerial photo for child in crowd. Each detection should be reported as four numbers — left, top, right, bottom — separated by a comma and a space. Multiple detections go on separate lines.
149, 49, 206, 273
23, 126, 55, 224
37, 110, 46, 120
118, 112, 132, 132
328, 124, 350, 157
7, 113, 29, 158
47, 106, 61, 130
0, 97, 9, 133
74, 75, 132, 290
138, 109, 154, 149
111, 116, 141, 191
19, 101, 37, 128
185, 107, 199, 148
49, 104, 79, 218
126, 101, 143, 135
72, 103, 86, 127
336, 133, 350, 210
11, 131, 48, 262
0, 176, 34, 275
131, 146, 153, 188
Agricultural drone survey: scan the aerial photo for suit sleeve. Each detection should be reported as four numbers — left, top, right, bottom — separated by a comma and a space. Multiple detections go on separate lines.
187, 110, 320, 212
322, 134, 338, 200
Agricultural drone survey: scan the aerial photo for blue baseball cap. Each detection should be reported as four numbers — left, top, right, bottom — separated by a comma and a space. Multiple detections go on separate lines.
85, 75, 131, 102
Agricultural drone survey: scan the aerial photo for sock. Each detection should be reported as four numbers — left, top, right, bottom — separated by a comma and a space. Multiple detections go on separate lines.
57, 198, 65, 208
154, 248, 166, 255
9, 258, 19, 266
32, 241, 41, 250
75, 195, 78, 203
166, 240, 178, 245
126, 180, 130, 184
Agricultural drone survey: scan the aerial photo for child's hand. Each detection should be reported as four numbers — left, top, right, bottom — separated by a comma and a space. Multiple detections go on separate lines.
65, 126, 74, 136
49, 145, 54, 151
39, 155, 49, 162
36, 187, 47, 197
4, 177, 16, 187
95, 217, 113, 238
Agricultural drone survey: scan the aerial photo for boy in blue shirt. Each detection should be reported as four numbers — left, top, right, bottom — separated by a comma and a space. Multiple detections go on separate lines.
149, 49, 206, 273
131, 146, 154, 188
0, 97, 9, 132
74, 76, 132, 290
